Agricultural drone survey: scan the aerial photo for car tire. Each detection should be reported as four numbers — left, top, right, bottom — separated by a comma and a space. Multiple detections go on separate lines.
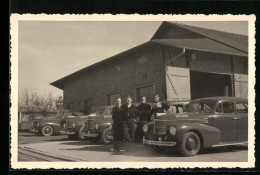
77, 126, 85, 140
179, 132, 201, 157
41, 125, 54, 136
68, 134, 77, 140
101, 128, 111, 144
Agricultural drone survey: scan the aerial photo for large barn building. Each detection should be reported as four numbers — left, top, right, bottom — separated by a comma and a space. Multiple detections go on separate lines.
51, 22, 248, 114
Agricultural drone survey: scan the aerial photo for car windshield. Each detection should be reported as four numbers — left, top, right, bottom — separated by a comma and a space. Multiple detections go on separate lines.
187, 101, 216, 113
95, 107, 106, 115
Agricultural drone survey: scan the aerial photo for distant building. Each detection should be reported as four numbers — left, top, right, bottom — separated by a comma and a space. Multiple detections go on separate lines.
51, 22, 248, 114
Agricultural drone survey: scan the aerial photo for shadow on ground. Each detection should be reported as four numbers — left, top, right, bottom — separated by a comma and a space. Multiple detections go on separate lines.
59, 140, 248, 158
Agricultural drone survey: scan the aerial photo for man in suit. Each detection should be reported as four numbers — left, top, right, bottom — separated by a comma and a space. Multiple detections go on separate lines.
121, 95, 138, 142
136, 96, 152, 143
111, 97, 123, 152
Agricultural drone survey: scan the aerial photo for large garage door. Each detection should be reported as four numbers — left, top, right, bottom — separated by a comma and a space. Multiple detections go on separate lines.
234, 73, 248, 98
190, 71, 232, 100
166, 66, 191, 100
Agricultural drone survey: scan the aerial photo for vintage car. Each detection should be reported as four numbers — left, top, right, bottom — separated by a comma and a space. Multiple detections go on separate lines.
65, 115, 90, 140
83, 105, 114, 144
31, 110, 85, 136
143, 97, 248, 157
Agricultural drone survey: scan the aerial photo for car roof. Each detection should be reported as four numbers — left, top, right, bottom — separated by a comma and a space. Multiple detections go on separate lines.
192, 96, 247, 102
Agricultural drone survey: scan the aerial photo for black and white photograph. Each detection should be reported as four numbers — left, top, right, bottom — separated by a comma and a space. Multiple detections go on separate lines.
10, 14, 255, 169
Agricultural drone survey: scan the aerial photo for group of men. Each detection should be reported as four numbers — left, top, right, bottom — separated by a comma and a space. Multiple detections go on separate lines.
111, 94, 170, 152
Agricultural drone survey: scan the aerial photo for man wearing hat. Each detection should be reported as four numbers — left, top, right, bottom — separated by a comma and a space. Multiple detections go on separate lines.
121, 95, 138, 142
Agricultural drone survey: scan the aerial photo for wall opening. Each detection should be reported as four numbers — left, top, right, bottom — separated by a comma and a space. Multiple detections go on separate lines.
84, 98, 95, 114
190, 71, 232, 100
136, 84, 154, 103
107, 92, 120, 105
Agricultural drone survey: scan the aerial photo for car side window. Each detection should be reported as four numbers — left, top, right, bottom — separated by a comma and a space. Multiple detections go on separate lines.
223, 102, 234, 113
236, 102, 248, 113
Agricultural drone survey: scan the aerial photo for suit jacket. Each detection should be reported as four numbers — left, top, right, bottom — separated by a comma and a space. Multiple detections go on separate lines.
137, 103, 152, 122
112, 106, 122, 126
121, 104, 138, 121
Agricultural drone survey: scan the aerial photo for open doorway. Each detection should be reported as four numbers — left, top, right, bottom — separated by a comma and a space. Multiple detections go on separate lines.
190, 71, 232, 100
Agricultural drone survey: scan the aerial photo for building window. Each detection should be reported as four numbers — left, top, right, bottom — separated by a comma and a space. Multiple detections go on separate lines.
84, 98, 95, 114
67, 103, 74, 110
107, 92, 120, 105
136, 84, 154, 103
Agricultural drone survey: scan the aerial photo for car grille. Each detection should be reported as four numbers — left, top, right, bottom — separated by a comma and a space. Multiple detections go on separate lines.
66, 120, 74, 128
86, 120, 96, 130
154, 120, 167, 135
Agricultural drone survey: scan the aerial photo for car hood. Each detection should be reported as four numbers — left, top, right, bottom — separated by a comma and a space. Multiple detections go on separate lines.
154, 112, 210, 123
33, 117, 60, 122
66, 115, 89, 122
87, 115, 111, 120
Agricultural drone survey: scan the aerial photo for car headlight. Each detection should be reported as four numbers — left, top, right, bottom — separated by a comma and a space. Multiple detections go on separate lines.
94, 123, 99, 130
143, 124, 148, 133
108, 123, 112, 130
169, 126, 176, 136
72, 123, 76, 128
37, 123, 40, 127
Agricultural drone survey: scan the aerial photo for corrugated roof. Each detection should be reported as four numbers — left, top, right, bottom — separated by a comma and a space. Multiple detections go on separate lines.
168, 22, 248, 53
151, 38, 248, 57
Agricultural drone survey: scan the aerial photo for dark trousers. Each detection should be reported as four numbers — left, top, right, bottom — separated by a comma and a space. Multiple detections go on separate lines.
135, 120, 147, 143
122, 120, 137, 142
113, 124, 123, 150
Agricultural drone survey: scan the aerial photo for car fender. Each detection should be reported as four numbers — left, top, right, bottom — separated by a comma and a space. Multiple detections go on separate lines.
173, 122, 221, 147
98, 122, 112, 133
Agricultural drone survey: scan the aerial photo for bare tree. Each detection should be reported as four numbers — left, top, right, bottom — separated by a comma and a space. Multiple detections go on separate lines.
19, 89, 61, 113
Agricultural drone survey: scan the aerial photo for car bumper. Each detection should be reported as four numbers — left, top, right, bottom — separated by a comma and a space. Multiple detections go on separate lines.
142, 137, 177, 146
30, 128, 39, 133
106, 135, 113, 140
66, 128, 76, 135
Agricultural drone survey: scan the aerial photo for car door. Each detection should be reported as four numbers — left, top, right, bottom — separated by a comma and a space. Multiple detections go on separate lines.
236, 101, 248, 141
209, 101, 237, 142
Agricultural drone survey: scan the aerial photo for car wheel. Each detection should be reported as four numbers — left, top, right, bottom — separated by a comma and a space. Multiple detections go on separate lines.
179, 132, 201, 157
88, 136, 100, 143
101, 128, 111, 144
77, 126, 86, 140
67, 134, 77, 140
41, 125, 54, 136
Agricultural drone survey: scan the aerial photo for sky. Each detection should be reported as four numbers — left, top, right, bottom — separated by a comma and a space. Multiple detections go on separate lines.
18, 21, 248, 97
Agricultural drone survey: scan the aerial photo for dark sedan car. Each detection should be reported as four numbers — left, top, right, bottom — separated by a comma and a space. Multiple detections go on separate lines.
83, 105, 114, 144
31, 110, 85, 136
143, 97, 248, 156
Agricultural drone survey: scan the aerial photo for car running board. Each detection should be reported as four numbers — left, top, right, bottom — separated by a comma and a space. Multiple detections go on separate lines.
212, 141, 248, 147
